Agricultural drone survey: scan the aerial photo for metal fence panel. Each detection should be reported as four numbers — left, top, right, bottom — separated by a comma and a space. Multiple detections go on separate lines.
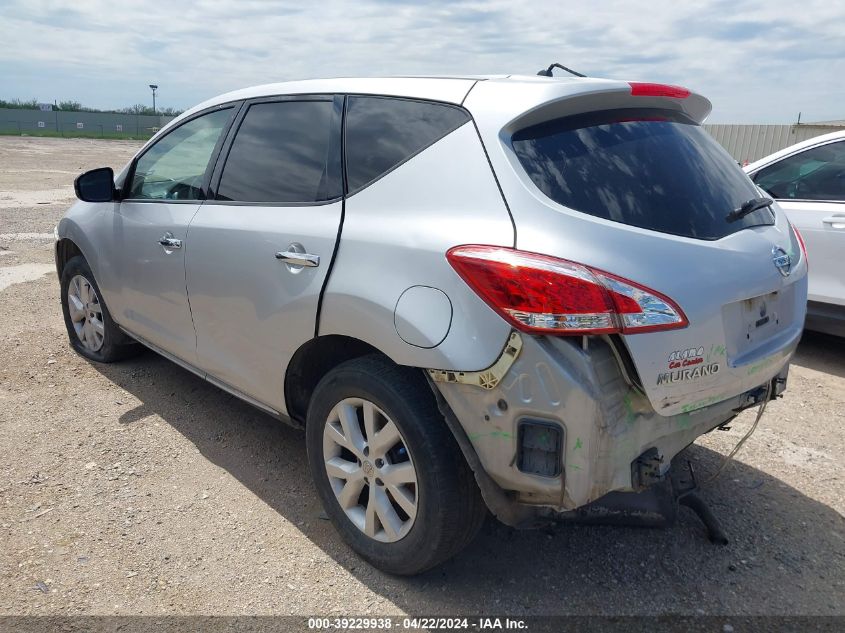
2, 108, 842, 160
0, 108, 176, 138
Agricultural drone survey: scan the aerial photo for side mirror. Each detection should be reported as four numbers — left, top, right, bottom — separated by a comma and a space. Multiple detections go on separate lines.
74, 167, 116, 202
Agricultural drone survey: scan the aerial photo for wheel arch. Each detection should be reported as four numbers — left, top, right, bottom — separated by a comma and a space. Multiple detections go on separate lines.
284, 334, 388, 425
55, 237, 85, 278
55, 214, 116, 310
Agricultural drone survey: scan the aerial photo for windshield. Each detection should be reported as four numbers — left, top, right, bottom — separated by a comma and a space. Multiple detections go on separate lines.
511, 108, 773, 240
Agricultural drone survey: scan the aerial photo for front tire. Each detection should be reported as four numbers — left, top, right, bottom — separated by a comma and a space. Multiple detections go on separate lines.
60, 255, 140, 363
306, 355, 486, 575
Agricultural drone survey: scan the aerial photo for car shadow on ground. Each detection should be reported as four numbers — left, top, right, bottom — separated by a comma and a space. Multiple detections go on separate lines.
791, 330, 845, 380
92, 341, 845, 615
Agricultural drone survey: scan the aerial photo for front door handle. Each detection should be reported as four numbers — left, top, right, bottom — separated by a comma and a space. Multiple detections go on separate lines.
275, 251, 320, 267
158, 235, 183, 249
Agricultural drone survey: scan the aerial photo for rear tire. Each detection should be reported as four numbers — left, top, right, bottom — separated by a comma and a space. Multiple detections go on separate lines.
306, 355, 486, 575
60, 255, 140, 363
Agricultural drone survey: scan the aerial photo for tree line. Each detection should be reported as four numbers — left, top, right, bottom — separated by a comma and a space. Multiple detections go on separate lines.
0, 98, 182, 116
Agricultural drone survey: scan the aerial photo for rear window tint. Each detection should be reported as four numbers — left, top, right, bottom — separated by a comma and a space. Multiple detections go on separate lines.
345, 96, 470, 193
511, 109, 772, 240
217, 100, 340, 204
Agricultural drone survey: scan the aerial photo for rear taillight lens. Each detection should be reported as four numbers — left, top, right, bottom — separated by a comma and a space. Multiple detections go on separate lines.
446, 245, 688, 335
790, 222, 808, 266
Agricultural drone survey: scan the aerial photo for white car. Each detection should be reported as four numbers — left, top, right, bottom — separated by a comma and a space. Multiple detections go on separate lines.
745, 130, 845, 336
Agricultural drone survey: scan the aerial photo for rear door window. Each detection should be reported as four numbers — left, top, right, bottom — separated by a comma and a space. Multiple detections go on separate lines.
511, 108, 771, 240
216, 100, 341, 203
753, 141, 845, 202
345, 96, 470, 193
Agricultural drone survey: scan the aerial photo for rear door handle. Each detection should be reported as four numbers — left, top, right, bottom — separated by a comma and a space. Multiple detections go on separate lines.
158, 234, 182, 249
822, 215, 845, 229
275, 251, 320, 267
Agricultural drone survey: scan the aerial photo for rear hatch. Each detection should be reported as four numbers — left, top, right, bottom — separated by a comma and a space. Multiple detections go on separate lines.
465, 77, 808, 416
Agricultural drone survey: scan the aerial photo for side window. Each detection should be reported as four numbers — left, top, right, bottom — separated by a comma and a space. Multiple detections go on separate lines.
345, 96, 471, 193
128, 108, 232, 200
216, 100, 340, 203
754, 141, 845, 202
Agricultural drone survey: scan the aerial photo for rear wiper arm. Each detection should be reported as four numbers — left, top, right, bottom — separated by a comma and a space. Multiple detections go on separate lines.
726, 197, 773, 223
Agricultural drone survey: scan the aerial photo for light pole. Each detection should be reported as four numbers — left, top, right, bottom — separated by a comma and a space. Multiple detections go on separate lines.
149, 84, 158, 115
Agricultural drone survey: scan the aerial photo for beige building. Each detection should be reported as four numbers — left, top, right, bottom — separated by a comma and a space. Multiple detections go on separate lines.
705, 119, 845, 163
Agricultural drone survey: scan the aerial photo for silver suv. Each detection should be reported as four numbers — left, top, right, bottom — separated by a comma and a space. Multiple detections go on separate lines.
57, 75, 808, 574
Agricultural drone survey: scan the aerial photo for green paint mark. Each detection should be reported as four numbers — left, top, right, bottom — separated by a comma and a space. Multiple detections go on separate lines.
705, 343, 726, 363
467, 430, 513, 441
623, 391, 637, 424
680, 392, 730, 413
568, 464, 582, 471
676, 412, 691, 429
747, 356, 776, 376
573, 437, 583, 452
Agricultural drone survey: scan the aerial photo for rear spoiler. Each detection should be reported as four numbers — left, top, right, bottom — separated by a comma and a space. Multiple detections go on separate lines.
467, 77, 712, 135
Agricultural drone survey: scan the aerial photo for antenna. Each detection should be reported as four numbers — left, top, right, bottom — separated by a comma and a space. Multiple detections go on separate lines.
537, 63, 586, 78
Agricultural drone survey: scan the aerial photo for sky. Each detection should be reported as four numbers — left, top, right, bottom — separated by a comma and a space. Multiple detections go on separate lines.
2, 0, 844, 124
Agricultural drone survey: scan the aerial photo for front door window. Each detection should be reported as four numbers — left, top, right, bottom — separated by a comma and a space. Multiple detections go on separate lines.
128, 108, 232, 200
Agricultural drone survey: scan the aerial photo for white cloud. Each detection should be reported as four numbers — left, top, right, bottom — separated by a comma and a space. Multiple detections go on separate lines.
2, 0, 843, 122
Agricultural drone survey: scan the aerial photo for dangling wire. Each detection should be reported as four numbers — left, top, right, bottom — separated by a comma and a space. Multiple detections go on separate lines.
703, 381, 773, 485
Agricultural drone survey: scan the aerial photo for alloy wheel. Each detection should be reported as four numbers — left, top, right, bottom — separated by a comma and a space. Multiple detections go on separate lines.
322, 397, 418, 543
67, 274, 105, 352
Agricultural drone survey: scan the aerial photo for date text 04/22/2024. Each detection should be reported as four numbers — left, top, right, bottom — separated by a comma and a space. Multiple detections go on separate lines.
307, 617, 528, 630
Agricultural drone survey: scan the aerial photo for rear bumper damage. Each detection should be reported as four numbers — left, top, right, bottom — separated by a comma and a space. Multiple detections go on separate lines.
429, 332, 791, 527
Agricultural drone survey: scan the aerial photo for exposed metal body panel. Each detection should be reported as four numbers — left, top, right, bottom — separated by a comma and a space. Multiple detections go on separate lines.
434, 334, 744, 510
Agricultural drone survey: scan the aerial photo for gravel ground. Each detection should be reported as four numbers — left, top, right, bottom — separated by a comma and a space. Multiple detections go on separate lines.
0, 136, 843, 616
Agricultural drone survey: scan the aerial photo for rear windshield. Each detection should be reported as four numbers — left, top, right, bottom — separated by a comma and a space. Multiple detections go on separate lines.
511, 109, 772, 240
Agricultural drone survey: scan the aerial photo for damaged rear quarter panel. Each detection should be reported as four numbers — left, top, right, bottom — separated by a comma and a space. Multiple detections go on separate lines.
433, 334, 742, 510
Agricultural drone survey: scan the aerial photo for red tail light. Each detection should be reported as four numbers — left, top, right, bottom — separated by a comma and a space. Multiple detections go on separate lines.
790, 222, 808, 266
629, 82, 691, 99
446, 246, 688, 335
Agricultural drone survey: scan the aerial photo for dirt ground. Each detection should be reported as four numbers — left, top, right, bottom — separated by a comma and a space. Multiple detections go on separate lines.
0, 136, 843, 616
